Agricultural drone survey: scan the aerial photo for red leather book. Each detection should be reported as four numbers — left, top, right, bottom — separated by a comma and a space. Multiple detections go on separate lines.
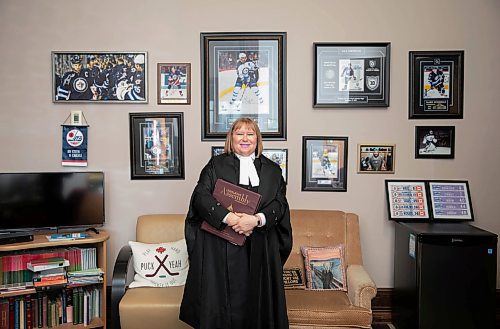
201, 179, 262, 246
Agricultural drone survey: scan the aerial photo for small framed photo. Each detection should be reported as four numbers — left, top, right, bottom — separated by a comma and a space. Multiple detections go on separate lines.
428, 180, 474, 221
302, 137, 348, 192
157, 63, 191, 104
52, 51, 147, 103
415, 126, 455, 159
129, 112, 184, 180
201, 32, 287, 140
314, 42, 390, 107
358, 144, 395, 174
262, 148, 288, 182
385, 180, 430, 221
211, 147, 289, 182
409, 50, 464, 119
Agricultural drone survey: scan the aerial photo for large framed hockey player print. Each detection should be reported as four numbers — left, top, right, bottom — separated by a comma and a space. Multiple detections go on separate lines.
201, 32, 286, 140
52, 51, 148, 103
409, 51, 464, 119
129, 112, 184, 180
302, 136, 348, 192
314, 42, 390, 107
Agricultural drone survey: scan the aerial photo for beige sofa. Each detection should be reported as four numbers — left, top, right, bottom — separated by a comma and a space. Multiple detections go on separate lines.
111, 210, 376, 329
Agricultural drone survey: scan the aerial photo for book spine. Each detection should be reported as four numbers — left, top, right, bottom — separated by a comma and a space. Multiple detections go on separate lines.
25, 295, 31, 329
36, 294, 42, 329
0, 300, 9, 329
72, 288, 77, 325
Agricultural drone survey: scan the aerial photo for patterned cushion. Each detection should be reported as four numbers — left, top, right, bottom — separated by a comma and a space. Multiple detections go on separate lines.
300, 245, 347, 291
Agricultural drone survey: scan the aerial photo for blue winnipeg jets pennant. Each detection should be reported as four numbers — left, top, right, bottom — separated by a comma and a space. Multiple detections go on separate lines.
62, 125, 88, 166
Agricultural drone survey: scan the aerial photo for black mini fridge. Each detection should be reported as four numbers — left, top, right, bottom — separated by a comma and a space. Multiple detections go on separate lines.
393, 222, 497, 329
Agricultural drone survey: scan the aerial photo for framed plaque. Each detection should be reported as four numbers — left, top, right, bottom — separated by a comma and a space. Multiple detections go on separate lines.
415, 126, 455, 159
409, 50, 464, 119
302, 136, 348, 192
129, 112, 184, 180
428, 180, 473, 221
314, 42, 390, 107
201, 32, 287, 140
385, 180, 430, 221
357, 144, 395, 174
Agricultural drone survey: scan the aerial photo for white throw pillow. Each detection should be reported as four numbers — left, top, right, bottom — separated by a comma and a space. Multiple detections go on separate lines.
128, 239, 189, 288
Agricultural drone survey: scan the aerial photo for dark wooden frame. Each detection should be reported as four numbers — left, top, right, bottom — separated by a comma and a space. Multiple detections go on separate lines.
415, 126, 455, 159
157, 63, 191, 105
428, 180, 474, 221
385, 180, 431, 221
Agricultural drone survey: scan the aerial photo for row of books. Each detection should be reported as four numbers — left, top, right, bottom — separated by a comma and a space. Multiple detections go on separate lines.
0, 286, 101, 329
0, 248, 97, 287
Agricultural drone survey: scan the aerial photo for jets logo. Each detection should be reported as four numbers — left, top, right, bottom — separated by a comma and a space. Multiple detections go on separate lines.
66, 129, 84, 147
366, 76, 379, 91
73, 77, 88, 93
369, 60, 376, 68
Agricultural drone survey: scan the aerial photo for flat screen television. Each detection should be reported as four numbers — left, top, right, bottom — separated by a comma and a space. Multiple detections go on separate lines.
0, 172, 105, 232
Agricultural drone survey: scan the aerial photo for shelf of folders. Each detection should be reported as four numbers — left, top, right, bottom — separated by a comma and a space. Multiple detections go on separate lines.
0, 247, 104, 327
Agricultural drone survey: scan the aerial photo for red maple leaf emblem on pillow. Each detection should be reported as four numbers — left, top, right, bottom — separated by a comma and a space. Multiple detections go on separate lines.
156, 246, 166, 254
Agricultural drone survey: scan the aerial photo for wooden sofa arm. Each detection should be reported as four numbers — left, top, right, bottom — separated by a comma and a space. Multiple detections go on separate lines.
111, 245, 133, 329
346, 264, 377, 310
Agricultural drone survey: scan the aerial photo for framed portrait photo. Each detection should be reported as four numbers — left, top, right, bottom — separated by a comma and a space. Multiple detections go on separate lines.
358, 144, 395, 174
415, 126, 455, 159
428, 180, 474, 221
129, 112, 184, 180
302, 137, 348, 192
314, 42, 390, 107
385, 180, 430, 221
157, 63, 191, 104
409, 50, 464, 119
52, 51, 148, 103
201, 32, 287, 140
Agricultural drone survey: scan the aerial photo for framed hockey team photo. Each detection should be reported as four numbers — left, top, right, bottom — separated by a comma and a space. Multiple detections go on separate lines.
302, 136, 348, 192
415, 126, 455, 159
211, 146, 289, 182
52, 51, 148, 103
357, 144, 395, 174
409, 50, 464, 119
157, 63, 191, 105
201, 32, 287, 140
385, 180, 431, 221
129, 112, 184, 180
314, 42, 390, 107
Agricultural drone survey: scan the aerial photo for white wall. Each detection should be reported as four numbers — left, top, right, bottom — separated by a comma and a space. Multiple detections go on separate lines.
1, 0, 499, 288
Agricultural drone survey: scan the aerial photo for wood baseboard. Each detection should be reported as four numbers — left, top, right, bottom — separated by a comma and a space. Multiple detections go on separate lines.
372, 288, 500, 325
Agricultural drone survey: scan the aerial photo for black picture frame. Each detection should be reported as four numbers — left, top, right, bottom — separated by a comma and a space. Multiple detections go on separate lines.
428, 180, 474, 221
409, 50, 464, 119
415, 126, 455, 159
314, 42, 390, 107
201, 32, 287, 140
157, 63, 191, 105
302, 136, 348, 192
385, 180, 431, 221
129, 112, 184, 180
52, 51, 148, 103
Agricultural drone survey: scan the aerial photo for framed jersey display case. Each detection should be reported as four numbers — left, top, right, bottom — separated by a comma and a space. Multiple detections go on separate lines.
52, 51, 148, 103
201, 32, 287, 140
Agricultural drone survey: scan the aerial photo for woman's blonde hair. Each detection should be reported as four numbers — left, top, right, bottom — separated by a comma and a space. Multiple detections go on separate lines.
224, 117, 263, 157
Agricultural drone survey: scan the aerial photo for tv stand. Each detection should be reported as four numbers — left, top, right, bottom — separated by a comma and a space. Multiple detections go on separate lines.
86, 227, 100, 234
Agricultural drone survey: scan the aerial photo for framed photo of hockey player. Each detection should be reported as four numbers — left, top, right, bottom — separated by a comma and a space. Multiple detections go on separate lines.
415, 126, 455, 159
357, 144, 395, 174
201, 32, 287, 140
409, 51, 464, 119
428, 180, 474, 221
52, 51, 148, 103
302, 136, 348, 192
385, 180, 431, 221
129, 112, 184, 180
314, 42, 390, 107
157, 63, 191, 104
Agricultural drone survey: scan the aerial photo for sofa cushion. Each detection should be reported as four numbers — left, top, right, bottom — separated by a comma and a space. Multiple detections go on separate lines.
119, 286, 190, 329
286, 290, 372, 328
128, 239, 188, 288
301, 245, 347, 291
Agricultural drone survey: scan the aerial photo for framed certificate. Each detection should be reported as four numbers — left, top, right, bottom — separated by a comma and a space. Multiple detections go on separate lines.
428, 180, 474, 221
385, 180, 430, 221
409, 50, 464, 119
314, 42, 390, 107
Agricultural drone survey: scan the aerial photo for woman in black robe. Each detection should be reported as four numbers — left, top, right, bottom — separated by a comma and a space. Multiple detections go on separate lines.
180, 118, 292, 329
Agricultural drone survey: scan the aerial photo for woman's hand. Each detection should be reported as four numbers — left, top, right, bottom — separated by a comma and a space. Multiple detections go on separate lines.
232, 213, 259, 236
225, 212, 242, 227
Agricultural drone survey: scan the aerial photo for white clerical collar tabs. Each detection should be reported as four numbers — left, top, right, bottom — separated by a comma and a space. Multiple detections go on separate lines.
236, 154, 259, 187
